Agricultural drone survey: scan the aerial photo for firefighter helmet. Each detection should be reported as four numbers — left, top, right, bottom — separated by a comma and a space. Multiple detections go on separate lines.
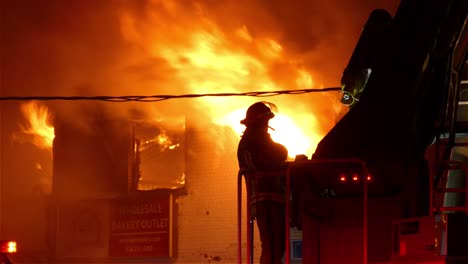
240, 101, 277, 126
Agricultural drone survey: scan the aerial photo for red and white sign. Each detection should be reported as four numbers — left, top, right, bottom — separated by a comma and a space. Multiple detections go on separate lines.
109, 192, 174, 257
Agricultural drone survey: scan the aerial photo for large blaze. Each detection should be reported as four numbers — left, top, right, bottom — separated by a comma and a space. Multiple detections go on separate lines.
269, 114, 320, 159
217, 109, 320, 158
3, 1, 405, 263
120, 2, 331, 157
19, 101, 55, 149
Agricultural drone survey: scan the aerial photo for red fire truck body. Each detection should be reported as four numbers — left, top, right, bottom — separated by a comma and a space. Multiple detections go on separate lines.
283, 0, 468, 263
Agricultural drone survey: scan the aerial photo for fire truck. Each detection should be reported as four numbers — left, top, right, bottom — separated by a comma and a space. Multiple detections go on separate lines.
239, 0, 468, 263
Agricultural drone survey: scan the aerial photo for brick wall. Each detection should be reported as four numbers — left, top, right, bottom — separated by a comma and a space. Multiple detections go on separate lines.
174, 123, 261, 264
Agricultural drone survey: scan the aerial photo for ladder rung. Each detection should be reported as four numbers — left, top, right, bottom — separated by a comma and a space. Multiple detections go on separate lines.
459, 100, 468, 105
462, 80, 468, 85
433, 206, 468, 212
437, 187, 466, 193
441, 160, 468, 169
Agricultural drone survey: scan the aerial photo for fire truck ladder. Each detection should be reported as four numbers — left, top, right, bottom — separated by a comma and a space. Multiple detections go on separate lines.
433, 160, 468, 214
237, 159, 370, 264
432, 14, 468, 215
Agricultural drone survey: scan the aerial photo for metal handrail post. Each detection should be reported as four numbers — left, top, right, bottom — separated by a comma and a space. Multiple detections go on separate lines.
237, 169, 254, 264
246, 178, 253, 264
285, 165, 291, 264
465, 162, 468, 214
363, 162, 368, 264
247, 211, 253, 264
237, 170, 243, 264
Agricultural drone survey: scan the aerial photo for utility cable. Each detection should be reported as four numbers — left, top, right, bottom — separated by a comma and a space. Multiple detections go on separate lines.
0, 87, 341, 102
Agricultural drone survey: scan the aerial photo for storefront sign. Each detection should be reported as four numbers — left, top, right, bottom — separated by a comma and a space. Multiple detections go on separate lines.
109, 192, 174, 257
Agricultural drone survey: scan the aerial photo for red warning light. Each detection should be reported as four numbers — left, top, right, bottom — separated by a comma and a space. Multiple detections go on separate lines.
340, 176, 346, 182
367, 175, 372, 181
0, 240, 17, 253
352, 175, 359, 181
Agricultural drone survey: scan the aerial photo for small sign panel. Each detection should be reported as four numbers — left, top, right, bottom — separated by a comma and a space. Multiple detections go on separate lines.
109, 192, 173, 257
291, 240, 303, 260
400, 221, 420, 235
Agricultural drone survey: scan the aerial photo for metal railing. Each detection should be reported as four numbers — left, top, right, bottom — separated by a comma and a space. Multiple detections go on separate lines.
237, 168, 254, 264
237, 158, 369, 264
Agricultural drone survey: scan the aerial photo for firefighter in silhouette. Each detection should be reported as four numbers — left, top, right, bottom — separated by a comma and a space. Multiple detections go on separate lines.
237, 101, 288, 264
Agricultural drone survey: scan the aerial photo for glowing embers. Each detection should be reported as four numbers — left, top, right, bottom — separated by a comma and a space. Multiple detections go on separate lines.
139, 130, 180, 152
0, 240, 17, 253
338, 173, 372, 183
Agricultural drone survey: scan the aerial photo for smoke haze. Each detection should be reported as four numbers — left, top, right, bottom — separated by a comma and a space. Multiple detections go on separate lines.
3, 0, 400, 126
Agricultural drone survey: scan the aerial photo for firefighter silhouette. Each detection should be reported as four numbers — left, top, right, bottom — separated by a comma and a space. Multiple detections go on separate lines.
237, 101, 288, 264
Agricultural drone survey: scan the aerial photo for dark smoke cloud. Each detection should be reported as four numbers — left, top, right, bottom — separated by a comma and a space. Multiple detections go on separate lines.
198, 0, 400, 84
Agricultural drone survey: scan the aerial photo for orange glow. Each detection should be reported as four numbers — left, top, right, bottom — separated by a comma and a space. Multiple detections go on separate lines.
120, 4, 329, 158
339, 174, 346, 182
216, 109, 321, 158
352, 175, 359, 181
20, 101, 55, 149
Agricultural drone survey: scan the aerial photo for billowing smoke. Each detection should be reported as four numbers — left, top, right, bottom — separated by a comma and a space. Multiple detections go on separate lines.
3, 0, 399, 125
3, 0, 400, 196
3, 0, 401, 182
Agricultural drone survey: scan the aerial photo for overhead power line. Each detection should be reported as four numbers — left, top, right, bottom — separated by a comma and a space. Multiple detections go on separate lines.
0, 87, 341, 102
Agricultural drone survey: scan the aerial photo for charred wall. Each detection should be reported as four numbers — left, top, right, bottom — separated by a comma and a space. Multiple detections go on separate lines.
52, 117, 131, 200
50, 113, 249, 263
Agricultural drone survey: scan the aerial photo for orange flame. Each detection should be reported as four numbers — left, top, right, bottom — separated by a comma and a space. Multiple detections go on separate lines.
120, 3, 330, 157
20, 101, 55, 149
140, 130, 180, 152
157, 133, 180, 150
217, 109, 321, 159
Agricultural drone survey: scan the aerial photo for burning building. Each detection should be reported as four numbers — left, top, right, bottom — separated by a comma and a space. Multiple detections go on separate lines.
1, 0, 401, 263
